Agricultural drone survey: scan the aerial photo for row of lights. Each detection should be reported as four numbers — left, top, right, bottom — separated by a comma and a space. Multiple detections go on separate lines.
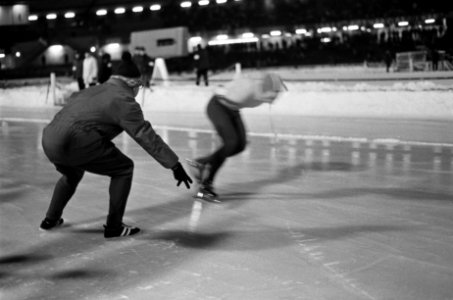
199, 17, 439, 44
304, 18, 438, 35
0, 14, 440, 60
27, 0, 241, 21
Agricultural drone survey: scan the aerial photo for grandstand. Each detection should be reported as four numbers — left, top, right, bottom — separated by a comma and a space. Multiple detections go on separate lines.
0, 0, 452, 78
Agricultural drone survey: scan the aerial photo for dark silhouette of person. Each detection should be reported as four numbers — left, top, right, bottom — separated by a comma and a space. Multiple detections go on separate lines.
431, 48, 439, 71
98, 53, 113, 84
193, 44, 210, 86
132, 46, 154, 88
384, 50, 393, 73
72, 52, 85, 90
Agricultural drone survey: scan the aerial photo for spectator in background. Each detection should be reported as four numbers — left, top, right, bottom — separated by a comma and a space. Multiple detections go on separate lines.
72, 52, 85, 90
83, 52, 98, 87
193, 44, 210, 86
384, 50, 393, 73
98, 53, 113, 84
132, 46, 154, 88
431, 48, 439, 71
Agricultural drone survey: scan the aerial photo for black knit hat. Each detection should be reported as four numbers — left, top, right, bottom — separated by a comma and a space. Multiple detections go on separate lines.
114, 51, 141, 78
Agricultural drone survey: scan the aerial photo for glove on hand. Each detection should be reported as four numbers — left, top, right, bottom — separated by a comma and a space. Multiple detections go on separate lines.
172, 162, 193, 189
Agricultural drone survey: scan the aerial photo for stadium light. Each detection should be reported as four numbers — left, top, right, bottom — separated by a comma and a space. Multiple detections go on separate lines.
180, 1, 192, 8
150, 4, 161, 11
270, 30, 282, 36
215, 34, 228, 40
28, 15, 38, 21
199, 0, 209, 6
46, 13, 57, 20
398, 21, 409, 27
0, 53, 5, 58
49, 45, 64, 54
114, 7, 126, 14
208, 37, 259, 46
241, 32, 254, 38
64, 12, 75, 19
15, 52, 21, 58
345, 25, 359, 31
132, 6, 143, 12
104, 43, 121, 53
216, 0, 227, 3
190, 36, 203, 43
425, 18, 435, 24
90, 46, 96, 53
373, 23, 384, 29
317, 27, 333, 33
320, 37, 331, 43
96, 9, 107, 16
295, 28, 307, 35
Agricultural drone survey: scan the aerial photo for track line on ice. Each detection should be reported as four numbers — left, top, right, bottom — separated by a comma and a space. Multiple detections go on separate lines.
2, 118, 453, 148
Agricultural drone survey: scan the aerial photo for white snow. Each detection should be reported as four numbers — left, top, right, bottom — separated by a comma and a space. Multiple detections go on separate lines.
1, 65, 452, 120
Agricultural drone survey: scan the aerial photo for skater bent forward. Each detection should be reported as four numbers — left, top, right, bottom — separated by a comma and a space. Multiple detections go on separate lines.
40, 51, 192, 238
188, 73, 286, 201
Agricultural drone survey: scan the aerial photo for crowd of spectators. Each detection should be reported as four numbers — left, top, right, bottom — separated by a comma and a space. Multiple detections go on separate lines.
1, 0, 452, 78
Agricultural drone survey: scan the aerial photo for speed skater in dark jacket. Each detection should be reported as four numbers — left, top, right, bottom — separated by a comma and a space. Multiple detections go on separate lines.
40, 51, 192, 238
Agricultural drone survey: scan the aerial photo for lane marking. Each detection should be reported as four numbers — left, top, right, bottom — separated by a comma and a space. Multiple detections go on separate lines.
2, 117, 453, 148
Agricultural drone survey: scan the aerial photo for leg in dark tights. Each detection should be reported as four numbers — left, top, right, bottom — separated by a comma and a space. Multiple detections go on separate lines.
45, 165, 84, 221
197, 97, 246, 184
81, 148, 134, 228
45, 146, 134, 229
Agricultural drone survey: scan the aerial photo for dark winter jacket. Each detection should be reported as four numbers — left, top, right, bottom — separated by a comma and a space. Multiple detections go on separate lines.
42, 78, 178, 168
193, 48, 210, 70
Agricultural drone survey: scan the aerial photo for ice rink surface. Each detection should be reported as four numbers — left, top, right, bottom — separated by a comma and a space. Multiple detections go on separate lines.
1, 106, 453, 300
1, 67, 453, 299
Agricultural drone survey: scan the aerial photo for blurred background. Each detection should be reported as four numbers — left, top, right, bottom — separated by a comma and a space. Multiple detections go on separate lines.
0, 0, 452, 80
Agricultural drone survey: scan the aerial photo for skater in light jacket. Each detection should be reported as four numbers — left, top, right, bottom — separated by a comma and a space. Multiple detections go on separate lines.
187, 73, 287, 201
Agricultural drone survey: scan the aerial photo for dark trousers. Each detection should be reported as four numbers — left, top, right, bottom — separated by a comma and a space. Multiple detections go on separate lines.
77, 77, 85, 90
196, 68, 209, 86
45, 147, 134, 228
196, 96, 246, 184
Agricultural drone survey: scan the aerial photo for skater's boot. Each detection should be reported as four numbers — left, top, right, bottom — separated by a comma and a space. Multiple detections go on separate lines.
39, 217, 64, 231
186, 159, 208, 184
197, 183, 220, 203
104, 223, 140, 238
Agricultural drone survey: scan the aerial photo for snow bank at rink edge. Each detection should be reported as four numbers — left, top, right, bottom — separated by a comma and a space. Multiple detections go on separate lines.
1, 79, 453, 120
141, 84, 453, 120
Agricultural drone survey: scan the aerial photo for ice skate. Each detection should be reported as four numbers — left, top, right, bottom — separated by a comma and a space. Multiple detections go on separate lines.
104, 223, 140, 238
39, 217, 64, 231
194, 184, 221, 204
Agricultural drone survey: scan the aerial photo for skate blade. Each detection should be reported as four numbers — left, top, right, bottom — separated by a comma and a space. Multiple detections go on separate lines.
193, 192, 221, 204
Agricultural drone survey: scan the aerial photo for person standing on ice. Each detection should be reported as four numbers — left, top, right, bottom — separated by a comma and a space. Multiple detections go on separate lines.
39, 51, 192, 238
83, 51, 98, 87
187, 73, 287, 201
193, 44, 210, 86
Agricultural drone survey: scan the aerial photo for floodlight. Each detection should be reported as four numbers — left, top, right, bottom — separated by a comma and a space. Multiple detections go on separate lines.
114, 7, 126, 14
46, 13, 57, 20
150, 4, 161, 11
180, 1, 192, 8
64, 12, 75, 18
96, 9, 107, 16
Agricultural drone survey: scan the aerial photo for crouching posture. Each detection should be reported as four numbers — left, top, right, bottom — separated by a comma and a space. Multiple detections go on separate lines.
187, 73, 286, 201
40, 52, 192, 238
